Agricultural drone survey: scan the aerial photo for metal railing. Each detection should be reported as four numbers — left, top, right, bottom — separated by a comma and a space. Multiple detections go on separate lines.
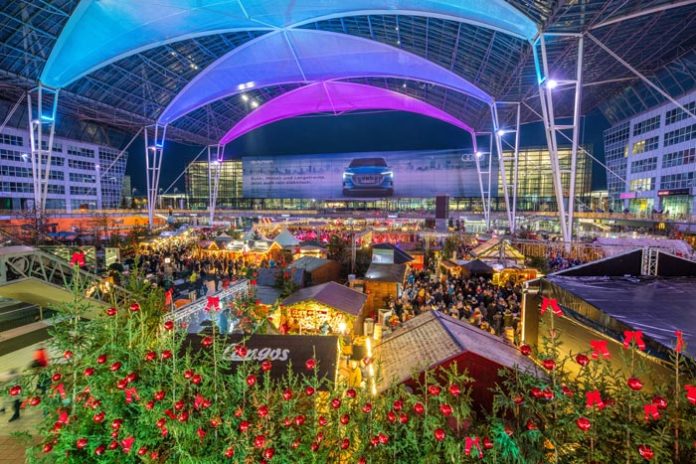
165, 279, 250, 323
0, 246, 132, 308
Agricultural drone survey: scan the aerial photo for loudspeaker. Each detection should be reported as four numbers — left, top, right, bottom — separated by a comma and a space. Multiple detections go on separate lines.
435, 195, 449, 219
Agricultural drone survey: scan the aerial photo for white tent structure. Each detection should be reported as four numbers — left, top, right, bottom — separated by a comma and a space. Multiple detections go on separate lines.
274, 229, 301, 248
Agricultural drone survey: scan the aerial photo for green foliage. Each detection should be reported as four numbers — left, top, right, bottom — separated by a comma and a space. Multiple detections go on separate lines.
3, 286, 696, 463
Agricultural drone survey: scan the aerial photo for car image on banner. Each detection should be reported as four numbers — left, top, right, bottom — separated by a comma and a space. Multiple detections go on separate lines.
242, 149, 496, 199
342, 157, 394, 197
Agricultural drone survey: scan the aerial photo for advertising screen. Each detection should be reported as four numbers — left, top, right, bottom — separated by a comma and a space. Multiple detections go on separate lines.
242, 150, 494, 199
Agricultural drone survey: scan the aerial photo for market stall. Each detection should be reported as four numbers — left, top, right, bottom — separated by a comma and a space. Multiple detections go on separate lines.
280, 281, 367, 336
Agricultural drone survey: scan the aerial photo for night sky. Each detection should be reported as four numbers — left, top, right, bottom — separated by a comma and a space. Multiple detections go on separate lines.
126, 109, 609, 194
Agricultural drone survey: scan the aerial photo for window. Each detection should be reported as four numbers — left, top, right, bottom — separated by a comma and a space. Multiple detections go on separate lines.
662, 148, 696, 169
631, 136, 659, 155
664, 124, 696, 147
0, 148, 25, 162
604, 123, 630, 146
67, 146, 95, 158
665, 101, 696, 125
660, 172, 696, 190
1, 182, 33, 193
68, 159, 95, 171
70, 186, 96, 196
630, 157, 657, 174
69, 172, 97, 183
0, 133, 23, 146
629, 178, 654, 191
633, 115, 660, 136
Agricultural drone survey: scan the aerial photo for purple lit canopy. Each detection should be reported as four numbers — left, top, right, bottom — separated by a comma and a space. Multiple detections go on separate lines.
40, 0, 537, 88
219, 81, 477, 148
159, 29, 493, 124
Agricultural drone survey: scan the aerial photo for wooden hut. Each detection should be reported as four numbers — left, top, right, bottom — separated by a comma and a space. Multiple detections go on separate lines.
287, 257, 341, 287
374, 311, 536, 407
363, 263, 407, 313
281, 282, 367, 336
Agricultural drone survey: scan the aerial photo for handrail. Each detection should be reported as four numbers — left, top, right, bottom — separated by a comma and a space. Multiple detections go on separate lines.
165, 279, 250, 323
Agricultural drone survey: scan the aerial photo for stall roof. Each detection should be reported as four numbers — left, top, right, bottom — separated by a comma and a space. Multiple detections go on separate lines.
282, 281, 367, 316
547, 275, 696, 359
463, 259, 494, 275
375, 310, 536, 392
365, 263, 407, 283
274, 229, 300, 247
288, 257, 334, 273
373, 243, 414, 264
472, 237, 525, 262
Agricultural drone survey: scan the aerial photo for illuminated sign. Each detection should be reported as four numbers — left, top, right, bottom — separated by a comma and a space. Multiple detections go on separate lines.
657, 188, 690, 197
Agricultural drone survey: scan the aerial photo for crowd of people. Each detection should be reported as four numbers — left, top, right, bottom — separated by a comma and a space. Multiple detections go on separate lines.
389, 266, 522, 340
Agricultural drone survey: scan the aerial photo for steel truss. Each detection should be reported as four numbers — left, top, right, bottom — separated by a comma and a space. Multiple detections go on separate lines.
26, 84, 59, 214
491, 101, 521, 233
474, 132, 494, 230
207, 144, 224, 225
533, 33, 584, 245
143, 124, 167, 229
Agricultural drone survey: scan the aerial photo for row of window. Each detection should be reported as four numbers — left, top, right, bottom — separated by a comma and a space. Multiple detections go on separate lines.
1, 182, 65, 194
68, 159, 96, 171
67, 146, 96, 158
69, 173, 97, 183
604, 123, 630, 146
660, 172, 696, 190
629, 177, 654, 191
630, 157, 657, 174
664, 123, 696, 147
1, 166, 64, 180
0, 133, 23, 146
665, 101, 696, 125
0, 149, 66, 166
630, 136, 659, 155
633, 115, 660, 136
662, 148, 696, 169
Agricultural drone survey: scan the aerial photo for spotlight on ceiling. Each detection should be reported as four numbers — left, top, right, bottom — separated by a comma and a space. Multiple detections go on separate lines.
496, 129, 506, 137
546, 79, 559, 89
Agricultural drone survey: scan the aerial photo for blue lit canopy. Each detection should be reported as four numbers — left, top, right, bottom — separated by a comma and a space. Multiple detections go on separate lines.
218, 81, 477, 146
40, 0, 538, 88
159, 29, 493, 124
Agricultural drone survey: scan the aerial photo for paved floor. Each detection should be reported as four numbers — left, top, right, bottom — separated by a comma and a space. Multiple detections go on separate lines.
0, 340, 56, 463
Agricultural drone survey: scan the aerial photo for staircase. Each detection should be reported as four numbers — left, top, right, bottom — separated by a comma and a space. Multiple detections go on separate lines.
0, 246, 131, 317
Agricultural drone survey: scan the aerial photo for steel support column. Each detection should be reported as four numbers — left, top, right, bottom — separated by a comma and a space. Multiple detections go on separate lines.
26, 84, 59, 214
207, 144, 224, 225
491, 102, 521, 234
474, 132, 493, 230
533, 34, 584, 244
143, 124, 167, 229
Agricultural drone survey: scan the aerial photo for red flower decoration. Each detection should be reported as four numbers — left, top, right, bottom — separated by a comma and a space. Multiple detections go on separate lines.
121, 436, 135, 453
464, 437, 482, 457
161, 350, 173, 360
638, 444, 654, 460
145, 351, 156, 362
63, 350, 73, 360
644, 403, 660, 421
110, 361, 122, 372
413, 402, 425, 415
685, 384, 696, 405
434, 428, 446, 441
9, 385, 21, 396
439, 404, 453, 416
129, 303, 140, 312
623, 330, 646, 351
97, 354, 107, 364
586, 390, 605, 410
575, 353, 590, 366
340, 414, 350, 425
202, 336, 213, 348
675, 330, 685, 353
346, 388, 356, 398
542, 359, 556, 370
305, 386, 315, 396
590, 340, 610, 360
519, 344, 532, 356
235, 345, 248, 357
260, 360, 272, 372
331, 398, 341, 409
163, 320, 174, 331
428, 385, 441, 396
106, 307, 117, 316
540, 297, 564, 317
262, 448, 275, 460
76, 438, 88, 449
282, 388, 293, 400
449, 384, 461, 397
305, 358, 316, 370
362, 403, 372, 413
627, 377, 644, 391
652, 395, 668, 410
576, 417, 591, 431
246, 375, 257, 387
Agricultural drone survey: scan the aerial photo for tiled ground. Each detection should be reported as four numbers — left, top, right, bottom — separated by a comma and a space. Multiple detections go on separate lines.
0, 341, 56, 463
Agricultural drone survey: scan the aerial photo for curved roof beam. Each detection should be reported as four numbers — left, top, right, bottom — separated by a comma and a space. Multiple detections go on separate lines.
159, 29, 493, 124
41, 0, 537, 88
219, 81, 476, 145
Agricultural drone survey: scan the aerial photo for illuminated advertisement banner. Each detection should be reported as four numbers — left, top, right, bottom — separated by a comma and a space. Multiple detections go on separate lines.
242, 150, 494, 199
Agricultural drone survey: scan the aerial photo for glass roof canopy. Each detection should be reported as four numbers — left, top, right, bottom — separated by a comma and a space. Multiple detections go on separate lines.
159, 29, 493, 125
41, 0, 538, 89
219, 81, 477, 145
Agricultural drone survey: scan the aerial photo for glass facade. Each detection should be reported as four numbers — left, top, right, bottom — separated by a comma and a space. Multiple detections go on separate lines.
499, 146, 592, 211
185, 160, 243, 209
